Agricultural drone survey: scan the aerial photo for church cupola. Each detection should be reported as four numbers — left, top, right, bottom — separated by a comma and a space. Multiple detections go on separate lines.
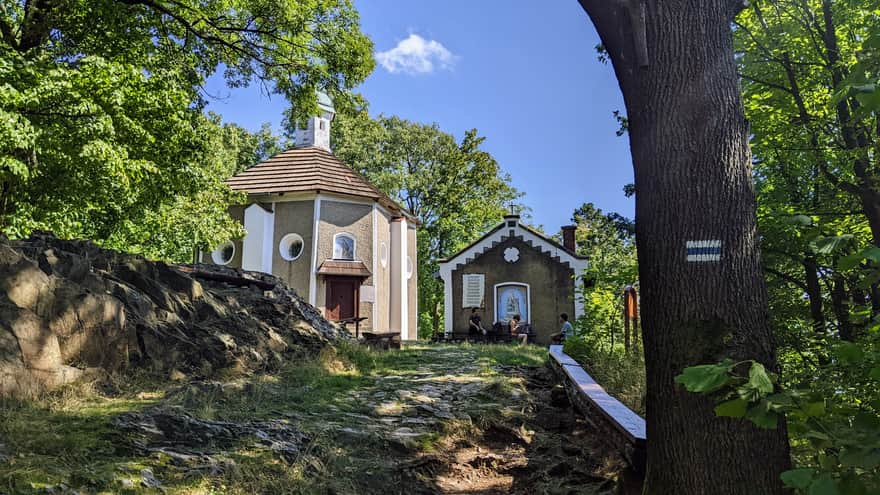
294, 91, 335, 151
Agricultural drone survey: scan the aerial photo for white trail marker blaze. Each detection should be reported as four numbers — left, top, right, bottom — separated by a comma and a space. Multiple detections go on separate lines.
686, 240, 721, 262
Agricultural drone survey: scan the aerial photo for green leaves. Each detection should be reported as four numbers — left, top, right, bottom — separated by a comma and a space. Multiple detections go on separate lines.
675, 360, 735, 393
0, 0, 374, 259
714, 398, 748, 417
810, 235, 854, 255
781, 469, 815, 490
748, 362, 775, 394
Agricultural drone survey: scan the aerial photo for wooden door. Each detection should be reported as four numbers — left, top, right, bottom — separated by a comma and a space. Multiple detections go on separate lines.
325, 277, 359, 321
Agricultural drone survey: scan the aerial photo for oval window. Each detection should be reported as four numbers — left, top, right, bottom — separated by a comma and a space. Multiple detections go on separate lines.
279, 233, 304, 261
406, 256, 414, 280
380, 242, 388, 268
211, 241, 235, 266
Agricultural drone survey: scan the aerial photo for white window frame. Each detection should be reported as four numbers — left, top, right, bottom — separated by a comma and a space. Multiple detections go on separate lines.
333, 232, 357, 260
279, 233, 305, 261
493, 282, 531, 324
211, 241, 236, 266
379, 241, 388, 268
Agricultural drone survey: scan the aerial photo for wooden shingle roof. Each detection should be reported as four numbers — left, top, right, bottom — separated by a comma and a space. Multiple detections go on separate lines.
227, 147, 416, 221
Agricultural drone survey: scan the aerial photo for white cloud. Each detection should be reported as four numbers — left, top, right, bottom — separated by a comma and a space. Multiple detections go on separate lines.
375, 34, 457, 75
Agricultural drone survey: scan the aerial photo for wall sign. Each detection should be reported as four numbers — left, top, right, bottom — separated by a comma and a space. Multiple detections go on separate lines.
360, 285, 375, 303
686, 240, 721, 262
462, 273, 485, 308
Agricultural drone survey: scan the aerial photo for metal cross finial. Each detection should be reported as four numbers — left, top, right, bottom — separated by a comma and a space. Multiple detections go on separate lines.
508, 203, 516, 215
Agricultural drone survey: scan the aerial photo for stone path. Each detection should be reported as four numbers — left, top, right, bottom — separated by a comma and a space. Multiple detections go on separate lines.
301, 345, 632, 494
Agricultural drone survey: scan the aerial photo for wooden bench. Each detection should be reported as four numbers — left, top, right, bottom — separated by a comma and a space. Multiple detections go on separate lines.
548, 345, 647, 474
361, 331, 401, 350
432, 322, 537, 344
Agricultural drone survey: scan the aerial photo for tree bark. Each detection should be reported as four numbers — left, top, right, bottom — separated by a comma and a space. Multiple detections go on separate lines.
803, 254, 825, 332
830, 274, 854, 341
577, 1, 791, 493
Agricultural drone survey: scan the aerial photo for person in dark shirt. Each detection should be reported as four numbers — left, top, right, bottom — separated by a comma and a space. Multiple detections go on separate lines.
469, 308, 486, 337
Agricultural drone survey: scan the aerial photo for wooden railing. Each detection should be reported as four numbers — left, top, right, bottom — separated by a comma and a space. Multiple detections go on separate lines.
548, 345, 647, 473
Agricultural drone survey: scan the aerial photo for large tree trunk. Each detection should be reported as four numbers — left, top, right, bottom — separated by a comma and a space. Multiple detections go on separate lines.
576, 2, 791, 493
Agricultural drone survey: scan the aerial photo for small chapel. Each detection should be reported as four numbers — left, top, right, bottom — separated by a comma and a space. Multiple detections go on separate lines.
203, 94, 419, 340
437, 214, 588, 344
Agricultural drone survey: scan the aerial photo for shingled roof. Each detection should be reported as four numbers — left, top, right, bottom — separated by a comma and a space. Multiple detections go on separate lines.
227, 147, 415, 221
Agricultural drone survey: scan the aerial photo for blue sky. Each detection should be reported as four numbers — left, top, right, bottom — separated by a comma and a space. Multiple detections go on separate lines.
203, 1, 634, 231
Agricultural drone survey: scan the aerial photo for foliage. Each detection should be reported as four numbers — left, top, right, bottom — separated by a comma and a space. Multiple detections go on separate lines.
332, 110, 522, 337
563, 335, 646, 416
0, 0, 373, 260
563, 202, 645, 414
571, 202, 638, 349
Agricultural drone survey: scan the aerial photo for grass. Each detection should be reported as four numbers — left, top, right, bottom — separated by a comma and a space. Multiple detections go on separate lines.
0, 342, 548, 494
563, 337, 647, 416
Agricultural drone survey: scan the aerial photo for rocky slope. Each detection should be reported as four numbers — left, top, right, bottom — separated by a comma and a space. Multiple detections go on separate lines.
0, 232, 346, 395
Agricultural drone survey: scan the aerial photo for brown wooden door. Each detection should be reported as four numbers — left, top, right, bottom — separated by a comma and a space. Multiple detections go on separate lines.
325, 277, 359, 321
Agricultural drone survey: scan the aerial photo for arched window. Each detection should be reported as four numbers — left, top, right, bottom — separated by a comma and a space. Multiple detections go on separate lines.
279, 233, 305, 261
211, 241, 235, 266
333, 233, 356, 260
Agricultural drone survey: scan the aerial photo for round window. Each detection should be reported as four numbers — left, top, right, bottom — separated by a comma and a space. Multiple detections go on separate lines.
406, 256, 414, 280
279, 233, 305, 261
380, 242, 388, 268
211, 241, 235, 266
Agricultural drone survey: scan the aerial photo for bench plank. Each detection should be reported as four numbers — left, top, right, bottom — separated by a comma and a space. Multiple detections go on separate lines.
548, 345, 646, 472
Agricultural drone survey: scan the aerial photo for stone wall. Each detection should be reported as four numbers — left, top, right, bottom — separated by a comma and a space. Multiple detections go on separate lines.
0, 233, 344, 397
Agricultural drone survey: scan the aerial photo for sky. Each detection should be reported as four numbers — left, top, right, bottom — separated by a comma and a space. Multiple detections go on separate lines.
202, 1, 634, 231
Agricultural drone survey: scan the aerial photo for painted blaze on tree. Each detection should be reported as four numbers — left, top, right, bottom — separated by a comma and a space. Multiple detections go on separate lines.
576, 1, 791, 493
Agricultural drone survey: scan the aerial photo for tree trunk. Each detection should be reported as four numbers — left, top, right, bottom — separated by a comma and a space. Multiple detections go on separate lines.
803, 254, 825, 332
577, 1, 791, 493
830, 274, 853, 341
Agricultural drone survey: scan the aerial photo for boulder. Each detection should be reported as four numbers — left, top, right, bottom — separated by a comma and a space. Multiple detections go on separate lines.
0, 232, 347, 396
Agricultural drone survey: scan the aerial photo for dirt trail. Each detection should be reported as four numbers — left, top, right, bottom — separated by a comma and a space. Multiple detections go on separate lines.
1, 344, 639, 494
322, 346, 637, 494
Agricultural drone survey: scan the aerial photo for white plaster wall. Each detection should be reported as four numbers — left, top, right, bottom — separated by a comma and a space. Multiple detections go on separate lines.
242, 204, 274, 273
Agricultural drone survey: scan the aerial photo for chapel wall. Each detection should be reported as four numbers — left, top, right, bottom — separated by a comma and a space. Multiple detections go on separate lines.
316, 200, 374, 331
271, 200, 315, 299
451, 236, 575, 344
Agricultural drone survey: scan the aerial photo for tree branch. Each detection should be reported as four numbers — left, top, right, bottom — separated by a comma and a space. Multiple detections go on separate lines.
764, 266, 808, 291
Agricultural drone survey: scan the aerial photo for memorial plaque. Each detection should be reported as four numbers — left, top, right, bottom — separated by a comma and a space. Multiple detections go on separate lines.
462, 274, 485, 308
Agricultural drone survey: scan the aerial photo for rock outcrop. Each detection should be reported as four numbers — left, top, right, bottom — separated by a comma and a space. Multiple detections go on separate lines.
0, 232, 347, 395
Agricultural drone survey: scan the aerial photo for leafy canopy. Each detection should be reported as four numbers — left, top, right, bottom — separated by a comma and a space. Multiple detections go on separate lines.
0, 0, 373, 259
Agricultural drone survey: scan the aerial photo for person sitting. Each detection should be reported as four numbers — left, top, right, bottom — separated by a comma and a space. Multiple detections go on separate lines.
551, 313, 574, 344
468, 308, 486, 340
510, 314, 527, 345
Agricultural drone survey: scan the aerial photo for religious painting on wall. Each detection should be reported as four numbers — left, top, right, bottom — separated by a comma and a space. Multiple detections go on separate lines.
496, 284, 529, 323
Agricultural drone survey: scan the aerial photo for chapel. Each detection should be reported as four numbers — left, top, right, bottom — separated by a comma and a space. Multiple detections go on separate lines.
437, 214, 588, 344
203, 94, 418, 340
